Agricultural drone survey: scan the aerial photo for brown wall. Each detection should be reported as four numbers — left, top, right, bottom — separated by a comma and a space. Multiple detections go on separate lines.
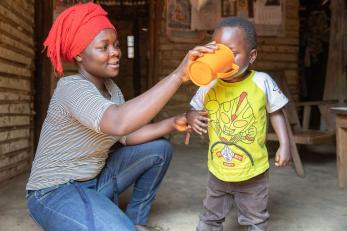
0, 0, 35, 183
153, 0, 299, 144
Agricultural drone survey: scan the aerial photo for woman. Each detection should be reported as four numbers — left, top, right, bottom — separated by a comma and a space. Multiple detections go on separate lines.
26, 2, 216, 231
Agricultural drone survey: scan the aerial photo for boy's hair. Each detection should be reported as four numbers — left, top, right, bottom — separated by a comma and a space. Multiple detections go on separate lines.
215, 16, 257, 50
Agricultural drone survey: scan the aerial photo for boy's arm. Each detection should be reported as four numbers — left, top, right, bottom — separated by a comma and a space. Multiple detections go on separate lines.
269, 108, 291, 167
124, 113, 188, 145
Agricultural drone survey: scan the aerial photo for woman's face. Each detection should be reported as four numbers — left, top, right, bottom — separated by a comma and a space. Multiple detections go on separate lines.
78, 28, 121, 78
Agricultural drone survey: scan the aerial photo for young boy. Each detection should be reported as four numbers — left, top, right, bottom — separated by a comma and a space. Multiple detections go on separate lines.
187, 17, 291, 231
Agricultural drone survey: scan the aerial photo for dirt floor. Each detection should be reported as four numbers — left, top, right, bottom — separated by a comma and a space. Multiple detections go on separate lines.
0, 143, 346, 231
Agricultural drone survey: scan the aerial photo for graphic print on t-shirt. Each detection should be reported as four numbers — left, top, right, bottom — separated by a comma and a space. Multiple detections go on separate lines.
205, 89, 257, 168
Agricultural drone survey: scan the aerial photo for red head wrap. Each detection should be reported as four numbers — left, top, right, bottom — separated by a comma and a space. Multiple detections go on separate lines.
43, 2, 115, 76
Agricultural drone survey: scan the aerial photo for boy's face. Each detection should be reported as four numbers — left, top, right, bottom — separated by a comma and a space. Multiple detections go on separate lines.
213, 26, 257, 81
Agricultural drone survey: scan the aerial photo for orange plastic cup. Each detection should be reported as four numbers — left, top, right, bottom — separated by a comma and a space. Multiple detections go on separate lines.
188, 43, 239, 86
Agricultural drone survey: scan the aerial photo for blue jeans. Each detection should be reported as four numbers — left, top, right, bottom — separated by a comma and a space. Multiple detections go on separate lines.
27, 139, 172, 231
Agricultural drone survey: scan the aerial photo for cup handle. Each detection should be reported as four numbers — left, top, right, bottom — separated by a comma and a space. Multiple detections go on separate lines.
217, 64, 239, 79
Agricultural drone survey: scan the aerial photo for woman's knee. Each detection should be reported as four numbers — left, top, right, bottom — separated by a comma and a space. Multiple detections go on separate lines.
151, 139, 173, 163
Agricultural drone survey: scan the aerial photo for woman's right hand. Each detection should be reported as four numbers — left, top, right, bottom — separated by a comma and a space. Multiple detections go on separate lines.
175, 41, 218, 82
186, 110, 209, 135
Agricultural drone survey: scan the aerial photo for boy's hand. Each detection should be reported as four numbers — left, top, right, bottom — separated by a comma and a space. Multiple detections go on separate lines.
175, 41, 218, 82
186, 110, 209, 135
275, 145, 291, 167
269, 109, 291, 167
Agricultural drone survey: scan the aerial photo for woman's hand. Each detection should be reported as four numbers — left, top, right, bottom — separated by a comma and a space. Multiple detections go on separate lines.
186, 110, 209, 135
275, 144, 291, 167
174, 113, 189, 132
174, 41, 218, 82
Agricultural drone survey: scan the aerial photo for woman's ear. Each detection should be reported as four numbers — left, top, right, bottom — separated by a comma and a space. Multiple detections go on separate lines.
75, 54, 82, 62
249, 49, 257, 64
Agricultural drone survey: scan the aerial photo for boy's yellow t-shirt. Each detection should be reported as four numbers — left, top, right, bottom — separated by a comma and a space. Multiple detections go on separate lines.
190, 71, 288, 182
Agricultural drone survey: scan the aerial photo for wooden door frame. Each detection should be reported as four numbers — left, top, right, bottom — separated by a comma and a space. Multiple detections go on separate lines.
148, 0, 162, 88
34, 1, 53, 147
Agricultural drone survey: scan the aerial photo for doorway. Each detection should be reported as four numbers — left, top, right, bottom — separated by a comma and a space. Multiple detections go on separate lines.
102, 2, 150, 100
299, 0, 330, 128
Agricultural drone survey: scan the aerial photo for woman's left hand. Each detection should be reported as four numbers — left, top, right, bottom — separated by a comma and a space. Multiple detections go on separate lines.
175, 41, 218, 82
174, 113, 190, 132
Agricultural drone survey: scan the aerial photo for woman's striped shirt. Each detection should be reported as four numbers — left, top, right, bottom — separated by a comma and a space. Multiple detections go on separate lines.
26, 75, 125, 190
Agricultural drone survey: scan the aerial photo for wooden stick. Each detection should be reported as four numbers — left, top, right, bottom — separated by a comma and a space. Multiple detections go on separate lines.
185, 132, 191, 145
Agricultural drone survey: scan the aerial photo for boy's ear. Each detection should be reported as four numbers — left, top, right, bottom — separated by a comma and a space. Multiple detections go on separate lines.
249, 49, 257, 64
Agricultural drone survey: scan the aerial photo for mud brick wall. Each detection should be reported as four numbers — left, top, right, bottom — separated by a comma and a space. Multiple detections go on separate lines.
0, 0, 35, 183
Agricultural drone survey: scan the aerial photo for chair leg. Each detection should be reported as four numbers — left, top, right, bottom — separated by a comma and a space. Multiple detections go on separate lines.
282, 109, 305, 177
289, 139, 305, 177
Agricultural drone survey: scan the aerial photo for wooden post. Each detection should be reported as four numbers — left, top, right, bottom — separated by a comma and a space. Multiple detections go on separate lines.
323, 0, 346, 102
336, 115, 347, 188
283, 109, 305, 177
148, 0, 160, 88
34, 0, 53, 148
133, 17, 141, 96
331, 108, 347, 188
148, 0, 163, 86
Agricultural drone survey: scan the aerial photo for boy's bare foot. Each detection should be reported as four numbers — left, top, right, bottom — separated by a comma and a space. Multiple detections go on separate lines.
135, 224, 151, 231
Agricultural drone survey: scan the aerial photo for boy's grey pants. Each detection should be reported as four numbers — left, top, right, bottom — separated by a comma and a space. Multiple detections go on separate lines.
197, 170, 269, 231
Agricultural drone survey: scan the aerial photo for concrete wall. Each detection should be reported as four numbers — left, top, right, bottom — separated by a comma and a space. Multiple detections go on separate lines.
0, 0, 35, 183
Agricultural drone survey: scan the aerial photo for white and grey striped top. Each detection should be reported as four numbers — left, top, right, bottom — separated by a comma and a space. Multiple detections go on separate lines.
26, 75, 126, 190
